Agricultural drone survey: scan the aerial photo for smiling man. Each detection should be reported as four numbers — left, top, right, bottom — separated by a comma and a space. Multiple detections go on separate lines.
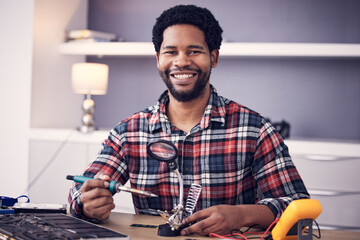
68, 5, 309, 237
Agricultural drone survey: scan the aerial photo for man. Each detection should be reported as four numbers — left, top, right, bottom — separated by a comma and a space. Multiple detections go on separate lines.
68, 5, 309, 236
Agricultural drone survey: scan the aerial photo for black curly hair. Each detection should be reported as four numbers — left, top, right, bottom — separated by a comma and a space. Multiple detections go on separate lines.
152, 5, 223, 53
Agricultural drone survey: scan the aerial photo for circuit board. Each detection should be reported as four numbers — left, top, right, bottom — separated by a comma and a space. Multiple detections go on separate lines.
0, 213, 129, 239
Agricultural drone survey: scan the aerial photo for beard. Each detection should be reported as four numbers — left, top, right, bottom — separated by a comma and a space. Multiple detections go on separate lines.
159, 67, 211, 102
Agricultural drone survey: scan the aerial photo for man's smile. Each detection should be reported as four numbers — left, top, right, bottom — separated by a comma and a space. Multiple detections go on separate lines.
171, 73, 196, 79
169, 70, 198, 85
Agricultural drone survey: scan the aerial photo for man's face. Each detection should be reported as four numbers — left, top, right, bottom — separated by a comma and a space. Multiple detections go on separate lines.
156, 24, 219, 102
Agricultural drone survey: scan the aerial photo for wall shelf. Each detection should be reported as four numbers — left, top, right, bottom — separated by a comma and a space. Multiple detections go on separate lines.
59, 42, 360, 58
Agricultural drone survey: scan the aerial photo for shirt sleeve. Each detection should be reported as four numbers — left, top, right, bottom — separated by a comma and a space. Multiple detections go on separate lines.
68, 182, 84, 218
253, 119, 310, 218
67, 128, 128, 220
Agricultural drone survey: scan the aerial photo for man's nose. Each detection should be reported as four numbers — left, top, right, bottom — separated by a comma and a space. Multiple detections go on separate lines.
173, 53, 190, 67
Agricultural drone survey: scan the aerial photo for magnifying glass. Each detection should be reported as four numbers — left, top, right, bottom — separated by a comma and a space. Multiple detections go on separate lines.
147, 140, 178, 170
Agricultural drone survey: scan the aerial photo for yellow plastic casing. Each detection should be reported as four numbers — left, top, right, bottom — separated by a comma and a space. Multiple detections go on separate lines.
271, 199, 322, 240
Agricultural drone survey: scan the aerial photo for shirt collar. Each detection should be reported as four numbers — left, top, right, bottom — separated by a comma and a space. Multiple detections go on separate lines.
149, 85, 226, 134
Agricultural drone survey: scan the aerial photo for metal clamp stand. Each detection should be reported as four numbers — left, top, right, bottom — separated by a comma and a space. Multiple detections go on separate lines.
147, 140, 202, 237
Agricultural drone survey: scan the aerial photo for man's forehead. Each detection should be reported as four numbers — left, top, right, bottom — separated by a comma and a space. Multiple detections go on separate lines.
161, 24, 208, 48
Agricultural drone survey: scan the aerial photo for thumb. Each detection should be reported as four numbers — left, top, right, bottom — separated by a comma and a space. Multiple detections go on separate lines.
94, 171, 110, 181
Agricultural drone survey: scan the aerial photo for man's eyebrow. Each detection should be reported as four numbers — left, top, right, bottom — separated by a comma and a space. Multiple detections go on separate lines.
162, 45, 177, 50
188, 45, 205, 50
161, 45, 205, 50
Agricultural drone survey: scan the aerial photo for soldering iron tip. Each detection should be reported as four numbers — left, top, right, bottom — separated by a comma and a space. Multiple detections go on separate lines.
150, 193, 159, 198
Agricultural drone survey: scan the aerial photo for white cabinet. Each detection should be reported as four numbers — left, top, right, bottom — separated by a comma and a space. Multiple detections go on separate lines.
286, 139, 360, 230
29, 140, 88, 204
28, 128, 135, 214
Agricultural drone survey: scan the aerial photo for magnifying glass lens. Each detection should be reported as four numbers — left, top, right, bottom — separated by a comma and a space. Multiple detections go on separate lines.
149, 142, 176, 159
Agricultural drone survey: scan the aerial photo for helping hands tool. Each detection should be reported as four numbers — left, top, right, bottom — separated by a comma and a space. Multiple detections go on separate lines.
66, 175, 158, 198
147, 140, 202, 236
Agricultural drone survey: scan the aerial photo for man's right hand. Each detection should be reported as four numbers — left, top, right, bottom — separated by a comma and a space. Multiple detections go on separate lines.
79, 172, 115, 221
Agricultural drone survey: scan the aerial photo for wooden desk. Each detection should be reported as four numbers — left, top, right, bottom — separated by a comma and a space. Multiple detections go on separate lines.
102, 212, 360, 240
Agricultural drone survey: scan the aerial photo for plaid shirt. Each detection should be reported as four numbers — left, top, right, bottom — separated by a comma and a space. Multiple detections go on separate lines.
68, 85, 309, 220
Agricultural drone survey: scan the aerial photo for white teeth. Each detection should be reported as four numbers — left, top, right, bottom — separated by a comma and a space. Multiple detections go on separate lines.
173, 74, 193, 79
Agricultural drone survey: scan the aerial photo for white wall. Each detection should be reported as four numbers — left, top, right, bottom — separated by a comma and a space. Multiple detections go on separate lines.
0, 0, 87, 198
31, 0, 87, 129
0, 1, 34, 197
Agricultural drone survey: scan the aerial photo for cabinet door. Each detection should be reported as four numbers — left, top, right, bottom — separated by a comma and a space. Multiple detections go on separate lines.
311, 191, 360, 229
291, 155, 360, 191
29, 140, 87, 204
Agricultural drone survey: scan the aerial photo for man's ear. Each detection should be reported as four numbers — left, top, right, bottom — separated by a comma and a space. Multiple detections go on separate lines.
210, 49, 219, 68
156, 52, 160, 68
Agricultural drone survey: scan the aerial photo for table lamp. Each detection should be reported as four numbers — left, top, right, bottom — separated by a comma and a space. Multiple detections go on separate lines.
71, 62, 109, 133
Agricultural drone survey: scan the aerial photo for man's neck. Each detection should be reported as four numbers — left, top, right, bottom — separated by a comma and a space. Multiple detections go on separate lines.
166, 85, 211, 133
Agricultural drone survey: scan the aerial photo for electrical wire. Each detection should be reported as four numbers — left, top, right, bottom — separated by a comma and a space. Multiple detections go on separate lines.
212, 219, 322, 240
22, 128, 76, 194
313, 220, 321, 239
209, 218, 279, 240
303, 220, 321, 239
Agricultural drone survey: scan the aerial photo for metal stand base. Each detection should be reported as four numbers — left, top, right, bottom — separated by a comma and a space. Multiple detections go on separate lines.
157, 224, 181, 237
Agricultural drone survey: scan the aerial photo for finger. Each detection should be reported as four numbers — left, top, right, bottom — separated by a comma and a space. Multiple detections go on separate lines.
182, 209, 208, 225
82, 192, 115, 219
181, 217, 215, 236
83, 199, 115, 220
81, 187, 112, 202
200, 222, 223, 236
82, 195, 114, 212
94, 172, 110, 181
81, 179, 110, 193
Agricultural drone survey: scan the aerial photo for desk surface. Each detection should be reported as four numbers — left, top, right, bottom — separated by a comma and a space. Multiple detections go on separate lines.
102, 212, 360, 240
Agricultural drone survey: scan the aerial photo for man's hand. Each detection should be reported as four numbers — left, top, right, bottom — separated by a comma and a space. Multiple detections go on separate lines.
80, 172, 115, 221
180, 204, 274, 236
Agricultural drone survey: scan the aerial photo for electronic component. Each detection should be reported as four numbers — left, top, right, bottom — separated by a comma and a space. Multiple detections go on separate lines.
130, 223, 157, 228
0, 213, 129, 240
12, 202, 66, 214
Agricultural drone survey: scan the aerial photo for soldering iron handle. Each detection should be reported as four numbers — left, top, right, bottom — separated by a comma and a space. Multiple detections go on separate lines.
66, 175, 118, 194
108, 181, 119, 194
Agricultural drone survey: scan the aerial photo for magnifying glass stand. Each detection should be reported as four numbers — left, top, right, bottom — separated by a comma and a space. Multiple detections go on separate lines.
158, 223, 182, 236
158, 169, 184, 236
147, 140, 199, 237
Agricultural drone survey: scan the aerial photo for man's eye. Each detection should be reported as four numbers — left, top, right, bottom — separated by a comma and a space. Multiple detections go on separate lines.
164, 51, 176, 55
189, 51, 202, 55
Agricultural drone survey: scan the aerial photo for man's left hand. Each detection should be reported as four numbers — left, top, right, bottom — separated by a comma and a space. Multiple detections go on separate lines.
180, 205, 243, 236
180, 204, 274, 236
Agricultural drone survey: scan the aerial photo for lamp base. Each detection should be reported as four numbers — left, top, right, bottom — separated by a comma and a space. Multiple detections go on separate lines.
78, 125, 95, 134
78, 97, 96, 134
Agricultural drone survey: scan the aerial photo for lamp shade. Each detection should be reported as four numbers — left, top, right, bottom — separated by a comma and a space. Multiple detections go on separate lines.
72, 63, 109, 95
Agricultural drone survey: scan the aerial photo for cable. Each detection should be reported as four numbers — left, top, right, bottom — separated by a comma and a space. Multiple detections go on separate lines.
22, 128, 76, 194
209, 218, 279, 240
303, 220, 321, 239
313, 220, 321, 239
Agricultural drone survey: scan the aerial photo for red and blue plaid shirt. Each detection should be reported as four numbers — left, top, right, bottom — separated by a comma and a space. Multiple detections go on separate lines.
68, 85, 309, 219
